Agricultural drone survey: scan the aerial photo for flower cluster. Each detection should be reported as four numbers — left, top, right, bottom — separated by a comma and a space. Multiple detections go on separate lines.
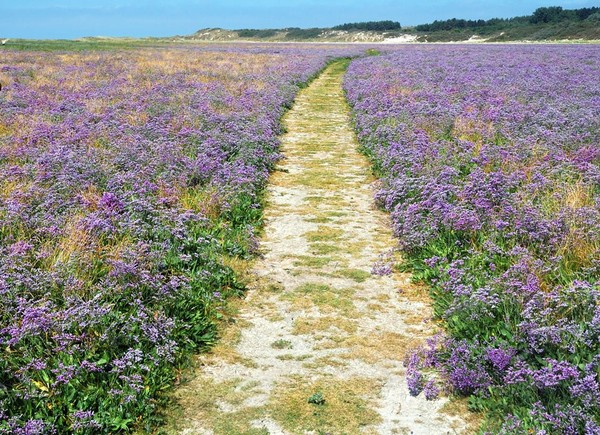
0, 44, 365, 433
345, 45, 600, 432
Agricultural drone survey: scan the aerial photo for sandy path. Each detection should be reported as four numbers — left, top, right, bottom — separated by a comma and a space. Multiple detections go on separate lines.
165, 60, 472, 434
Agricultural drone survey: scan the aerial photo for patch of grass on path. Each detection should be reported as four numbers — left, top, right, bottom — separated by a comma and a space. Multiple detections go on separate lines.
269, 376, 381, 434
282, 283, 358, 316
167, 377, 266, 435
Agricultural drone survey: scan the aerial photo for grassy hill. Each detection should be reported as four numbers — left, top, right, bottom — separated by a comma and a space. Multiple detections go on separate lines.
411, 6, 600, 42
186, 7, 600, 43
185, 27, 401, 43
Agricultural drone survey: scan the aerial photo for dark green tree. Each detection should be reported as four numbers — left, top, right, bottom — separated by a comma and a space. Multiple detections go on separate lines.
530, 6, 565, 23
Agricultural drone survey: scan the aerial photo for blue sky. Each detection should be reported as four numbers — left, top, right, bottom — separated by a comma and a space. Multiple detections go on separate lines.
1, 0, 597, 39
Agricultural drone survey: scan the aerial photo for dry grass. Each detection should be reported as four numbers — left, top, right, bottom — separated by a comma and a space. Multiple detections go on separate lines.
42, 216, 103, 286
560, 182, 598, 267
0, 180, 25, 201
321, 331, 422, 364
0, 123, 12, 136
199, 306, 257, 367
166, 377, 267, 435
295, 170, 343, 189
310, 242, 340, 255
303, 355, 349, 370
281, 282, 358, 317
292, 316, 358, 335
396, 306, 432, 325
542, 180, 600, 273
559, 231, 599, 273
441, 397, 483, 432
336, 268, 372, 283
55, 221, 94, 262
564, 180, 595, 209
305, 225, 345, 242
179, 187, 223, 220
304, 194, 349, 208
306, 215, 334, 223
366, 302, 387, 312
291, 255, 336, 268
269, 376, 382, 434
452, 116, 495, 156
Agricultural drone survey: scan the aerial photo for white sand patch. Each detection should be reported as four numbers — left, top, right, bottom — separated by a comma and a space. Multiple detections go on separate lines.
382, 34, 419, 43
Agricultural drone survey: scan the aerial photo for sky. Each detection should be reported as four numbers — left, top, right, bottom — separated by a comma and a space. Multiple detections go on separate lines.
0, 0, 597, 39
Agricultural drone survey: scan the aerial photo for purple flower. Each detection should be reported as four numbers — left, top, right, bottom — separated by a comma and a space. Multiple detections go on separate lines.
8, 241, 34, 257
485, 347, 515, 372
423, 379, 439, 400
71, 410, 101, 431
406, 352, 424, 396
98, 192, 123, 212
407, 368, 424, 397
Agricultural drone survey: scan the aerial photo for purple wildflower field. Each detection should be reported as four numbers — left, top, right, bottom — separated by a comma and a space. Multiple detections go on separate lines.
344, 45, 600, 433
0, 44, 365, 433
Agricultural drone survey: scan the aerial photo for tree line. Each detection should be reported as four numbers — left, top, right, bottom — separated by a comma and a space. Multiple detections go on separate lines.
415, 6, 599, 32
332, 21, 401, 31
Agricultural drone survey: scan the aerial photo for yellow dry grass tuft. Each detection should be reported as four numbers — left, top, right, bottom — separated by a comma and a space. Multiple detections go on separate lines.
51, 217, 95, 266
563, 180, 595, 209
0, 123, 12, 136
179, 187, 223, 220
292, 316, 358, 335
452, 116, 495, 156
281, 282, 358, 316
0, 180, 24, 201
322, 331, 423, 364
543, 180, 599, 273
305, 225, 345, 242
336, 268, 372, 283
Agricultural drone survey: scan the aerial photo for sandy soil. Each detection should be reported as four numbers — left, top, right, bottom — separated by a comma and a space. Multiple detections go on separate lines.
381, 35, 419, 43
164, 60, 474, 435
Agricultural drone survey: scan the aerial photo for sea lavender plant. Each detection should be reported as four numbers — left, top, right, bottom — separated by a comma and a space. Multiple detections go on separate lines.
344, 45, 600, 432
0, 43, 367, 433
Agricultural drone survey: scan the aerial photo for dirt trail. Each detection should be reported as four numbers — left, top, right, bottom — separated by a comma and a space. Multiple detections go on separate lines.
166, 60, 473, 434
